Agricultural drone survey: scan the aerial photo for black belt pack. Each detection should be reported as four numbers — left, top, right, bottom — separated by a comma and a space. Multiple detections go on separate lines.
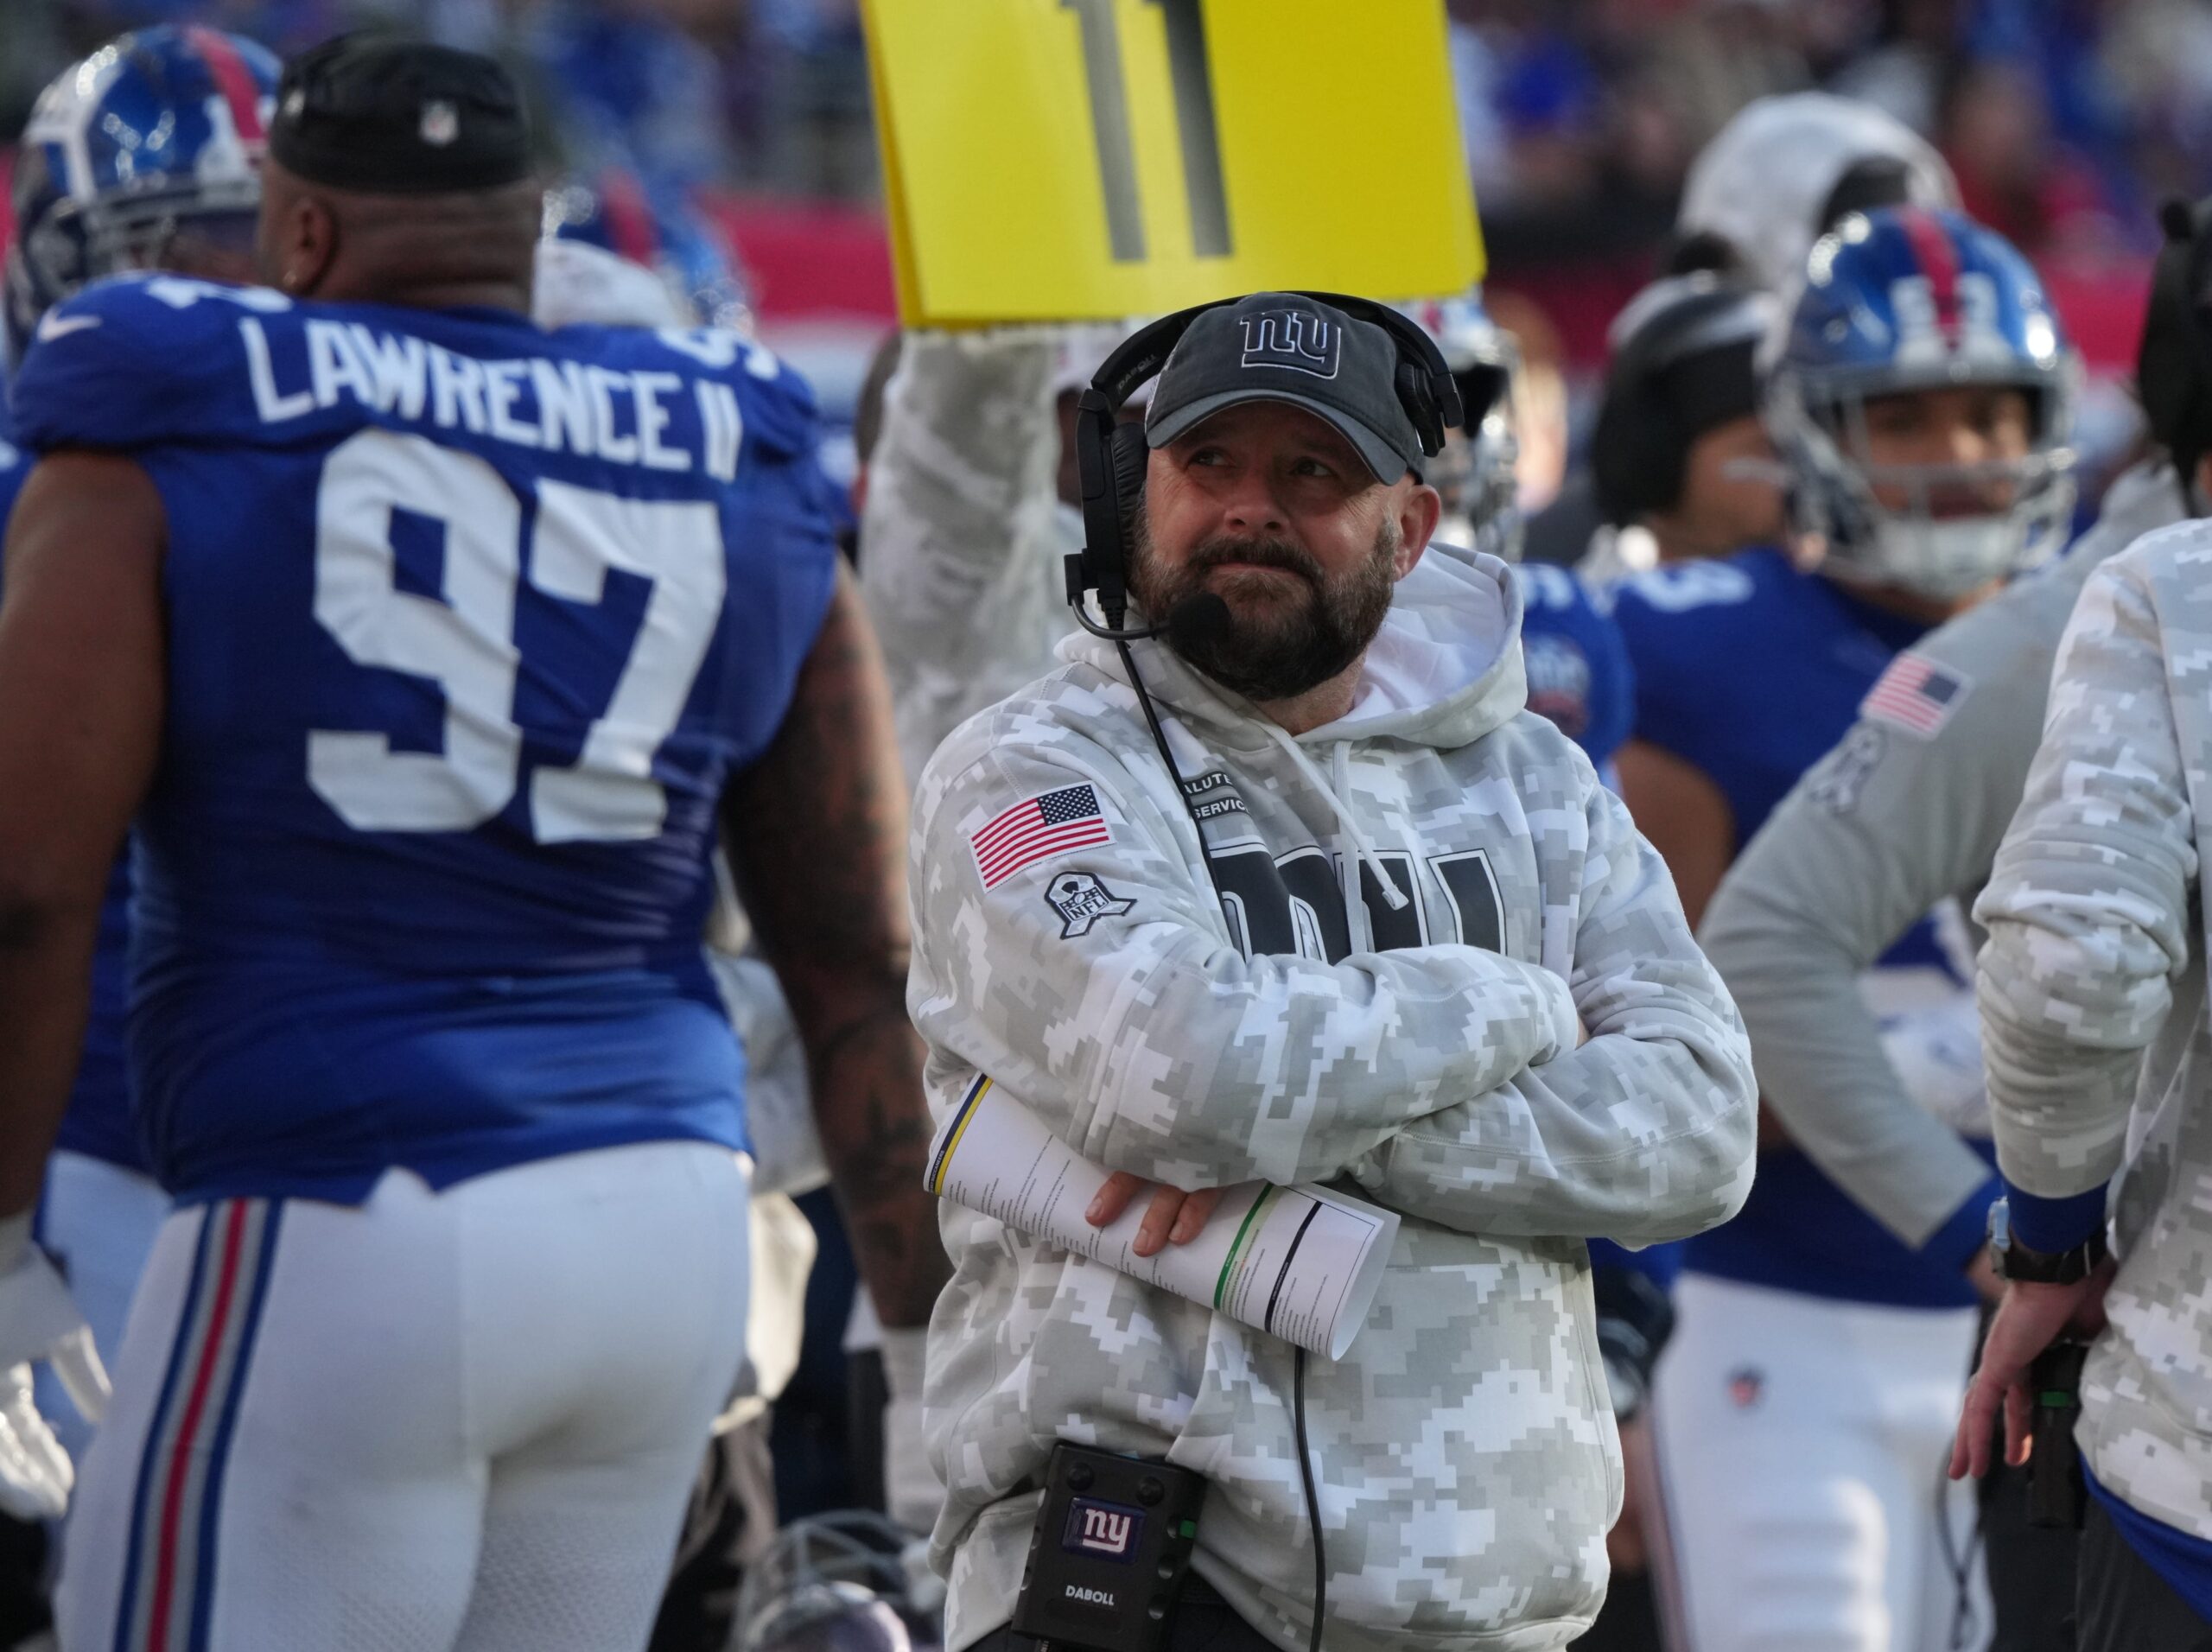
1009, 1443, 1210, 1652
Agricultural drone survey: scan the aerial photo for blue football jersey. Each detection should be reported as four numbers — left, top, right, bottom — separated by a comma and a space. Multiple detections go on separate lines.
1512, 562, 1635, 772
1612, 546, 1990, 1309
10, 275, 841, 1204
0, 439, 143, 1174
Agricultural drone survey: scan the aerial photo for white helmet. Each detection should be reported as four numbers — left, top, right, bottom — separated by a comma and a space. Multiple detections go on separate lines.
1676, 92, 1959, 297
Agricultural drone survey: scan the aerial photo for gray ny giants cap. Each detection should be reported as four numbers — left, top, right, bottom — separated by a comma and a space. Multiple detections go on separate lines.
1145, 292, 1425, 483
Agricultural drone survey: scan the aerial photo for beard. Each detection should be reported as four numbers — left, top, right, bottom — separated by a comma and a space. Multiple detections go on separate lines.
1129, 518, 1401, 702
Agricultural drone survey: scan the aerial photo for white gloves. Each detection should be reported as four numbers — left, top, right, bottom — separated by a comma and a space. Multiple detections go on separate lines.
1880, 993, 1990, 1138
878, 1325, 941, 1538
0, 1212, 109, 1521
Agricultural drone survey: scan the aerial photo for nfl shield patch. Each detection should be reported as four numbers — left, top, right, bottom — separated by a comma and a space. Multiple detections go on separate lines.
1045, 872, 1135, 938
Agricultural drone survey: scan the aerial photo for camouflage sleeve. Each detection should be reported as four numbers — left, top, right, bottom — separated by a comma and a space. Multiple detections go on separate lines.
1975, 556, 2199, 1198
1345, 779, 1757, 1244
1699, 641, 2039, 1249
857, 331, 1065, 783
908, 740, 1585, 1191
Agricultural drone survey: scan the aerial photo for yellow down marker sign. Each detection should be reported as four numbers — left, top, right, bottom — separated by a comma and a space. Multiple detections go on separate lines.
861, 0, 1484, 325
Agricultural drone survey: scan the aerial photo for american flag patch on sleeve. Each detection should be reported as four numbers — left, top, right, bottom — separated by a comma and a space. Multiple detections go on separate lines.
971, 785, 1111, 887
1861, 654, 1971, 738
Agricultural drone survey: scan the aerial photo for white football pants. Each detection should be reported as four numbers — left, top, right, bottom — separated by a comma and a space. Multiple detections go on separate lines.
1650, 1273, 1992, 1652
57, 1140, 751, 1652
37, 1150, 169, 1467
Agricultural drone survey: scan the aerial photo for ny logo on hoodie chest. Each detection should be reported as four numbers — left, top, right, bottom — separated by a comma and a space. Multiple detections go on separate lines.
1210, 842, 1505, 963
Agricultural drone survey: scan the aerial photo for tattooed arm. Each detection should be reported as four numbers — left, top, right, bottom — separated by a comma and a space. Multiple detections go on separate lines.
0, 455, 166, 1221
723, 563, 950, 1328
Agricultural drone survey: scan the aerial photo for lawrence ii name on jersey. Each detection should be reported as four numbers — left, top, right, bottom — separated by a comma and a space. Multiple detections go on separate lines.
10, 273, 841, 1206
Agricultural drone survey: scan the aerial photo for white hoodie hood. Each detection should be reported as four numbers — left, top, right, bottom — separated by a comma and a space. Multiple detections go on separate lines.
1058, 539, 1529, 751
1058, 541, 1529, 913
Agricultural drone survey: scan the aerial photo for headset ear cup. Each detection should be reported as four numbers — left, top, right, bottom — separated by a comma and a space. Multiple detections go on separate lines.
1107, 420, 1151, 572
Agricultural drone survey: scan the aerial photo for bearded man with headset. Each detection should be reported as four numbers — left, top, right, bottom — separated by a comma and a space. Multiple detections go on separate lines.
904, 289, 1758, 1652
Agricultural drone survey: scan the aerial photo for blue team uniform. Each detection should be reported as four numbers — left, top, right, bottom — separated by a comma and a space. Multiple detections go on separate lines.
10, 273, 839, 1205
1512, 561, 1635, 772
1612, 547, 1992, 1310
54, 874, 136, 1171
0, 435, 143, 1178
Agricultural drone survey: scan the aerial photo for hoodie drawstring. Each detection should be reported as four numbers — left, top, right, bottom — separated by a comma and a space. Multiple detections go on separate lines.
1259, 725, 1410, 912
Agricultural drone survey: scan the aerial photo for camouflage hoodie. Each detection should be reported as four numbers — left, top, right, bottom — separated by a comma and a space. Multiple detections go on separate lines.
1976, 516, 2212, 1542
907, 542, 1757, 1651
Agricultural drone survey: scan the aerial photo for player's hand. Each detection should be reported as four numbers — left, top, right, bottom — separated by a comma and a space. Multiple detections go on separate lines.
1086, 1175, 1226, 1258
0, 1217, 109, 1521
1949, 1258, 2115, 1481
0, 1362, 73, 1522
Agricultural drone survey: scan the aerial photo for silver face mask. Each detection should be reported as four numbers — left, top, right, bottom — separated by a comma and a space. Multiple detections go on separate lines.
1767, 371, 2080, 600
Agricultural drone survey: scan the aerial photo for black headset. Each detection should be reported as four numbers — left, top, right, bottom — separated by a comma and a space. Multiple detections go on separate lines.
2137, 197, 2212, 513
1589, 276, 1770, 528
1063, 291, 1465, 640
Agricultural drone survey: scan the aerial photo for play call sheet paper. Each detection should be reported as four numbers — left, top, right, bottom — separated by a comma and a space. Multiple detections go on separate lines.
927, 1077, 1397, 1359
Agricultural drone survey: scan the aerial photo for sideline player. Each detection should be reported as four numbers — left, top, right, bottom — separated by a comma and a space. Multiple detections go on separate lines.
0, 35, 943, 1649
1527, 90, 1957, 572
1580, 275, 1786, 576
1611, 207, 2079, 1652
0, 22, 281, 1526
1699, 200, 2208, 1652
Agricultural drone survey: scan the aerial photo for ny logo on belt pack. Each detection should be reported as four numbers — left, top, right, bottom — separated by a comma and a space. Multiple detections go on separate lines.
1063, 1496, 1144, 1562
1239, 310, 1338, 378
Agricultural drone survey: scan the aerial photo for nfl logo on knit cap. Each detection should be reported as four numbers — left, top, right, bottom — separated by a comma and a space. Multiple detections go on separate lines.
420, 99, 458, 146
268, 34, 534, 194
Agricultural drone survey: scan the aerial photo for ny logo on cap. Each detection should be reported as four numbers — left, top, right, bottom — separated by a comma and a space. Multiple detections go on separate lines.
1239, 310, 1338, 379
421, 100, 459, 146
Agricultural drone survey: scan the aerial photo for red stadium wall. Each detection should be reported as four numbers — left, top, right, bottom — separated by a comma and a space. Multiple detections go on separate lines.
0, 152, 2150, 376
695, 194, 2151, 379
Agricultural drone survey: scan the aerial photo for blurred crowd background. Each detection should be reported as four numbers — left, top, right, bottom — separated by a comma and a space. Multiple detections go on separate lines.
12, 0, 2212, 255
4, 0, 2208, 499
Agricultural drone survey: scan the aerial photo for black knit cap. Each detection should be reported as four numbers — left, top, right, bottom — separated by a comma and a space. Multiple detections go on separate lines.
1591, 275, 1776, 526
270, 35, 533, 194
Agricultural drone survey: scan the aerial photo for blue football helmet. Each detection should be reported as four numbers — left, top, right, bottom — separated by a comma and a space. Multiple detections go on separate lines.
1400, 291, 1522, 560
543, 168, 754, 334
5, 25, 279, 372
1766, 206, 2080, 599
